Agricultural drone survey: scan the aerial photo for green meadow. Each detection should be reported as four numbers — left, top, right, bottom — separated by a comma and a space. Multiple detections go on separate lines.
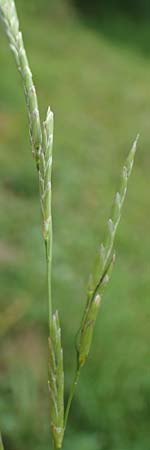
0, 1, 150, 449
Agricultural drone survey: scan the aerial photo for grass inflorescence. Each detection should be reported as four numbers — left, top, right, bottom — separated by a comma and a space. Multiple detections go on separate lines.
0, 1, 138, 449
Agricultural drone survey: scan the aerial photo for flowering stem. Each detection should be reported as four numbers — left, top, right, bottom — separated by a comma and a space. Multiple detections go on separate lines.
64, 367, 81, 431
45, 237, 52, 331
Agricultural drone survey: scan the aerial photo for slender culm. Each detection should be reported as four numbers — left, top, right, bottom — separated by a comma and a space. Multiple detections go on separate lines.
0, 1, 138, 448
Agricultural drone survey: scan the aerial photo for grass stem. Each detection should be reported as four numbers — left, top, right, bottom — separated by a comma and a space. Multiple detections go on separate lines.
45, 237, 52, 330
64, 367, 81, 430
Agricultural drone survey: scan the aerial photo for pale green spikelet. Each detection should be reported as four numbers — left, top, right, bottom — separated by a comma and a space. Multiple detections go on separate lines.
88, 135, 139, 299
39, 107, 54, 241
48, 311, 64, 449
0, 433, 4, 450
78, 294, 101, 368
77, 253, 115, 368
0, 0, 42, 168
77, 136, 138, 368
39, 107, 54, 326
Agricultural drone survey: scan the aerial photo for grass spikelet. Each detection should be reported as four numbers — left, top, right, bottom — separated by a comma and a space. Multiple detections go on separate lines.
78, 294, 101, 368
48, 311, 64, 449
39, 107, 53, 242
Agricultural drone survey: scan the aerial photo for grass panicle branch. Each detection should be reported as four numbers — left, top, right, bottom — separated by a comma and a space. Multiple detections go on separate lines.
77, 135, 139, 369
64, 137, 138, 430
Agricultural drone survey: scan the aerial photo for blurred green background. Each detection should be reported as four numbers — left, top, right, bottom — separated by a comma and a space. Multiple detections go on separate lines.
0, 1, 150, 449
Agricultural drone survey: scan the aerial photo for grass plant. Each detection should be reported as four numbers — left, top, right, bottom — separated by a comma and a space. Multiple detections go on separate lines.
0, 1, 138, 449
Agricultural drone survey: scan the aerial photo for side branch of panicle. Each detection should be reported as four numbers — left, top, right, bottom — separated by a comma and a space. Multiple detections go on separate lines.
77, 135, 139, 368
